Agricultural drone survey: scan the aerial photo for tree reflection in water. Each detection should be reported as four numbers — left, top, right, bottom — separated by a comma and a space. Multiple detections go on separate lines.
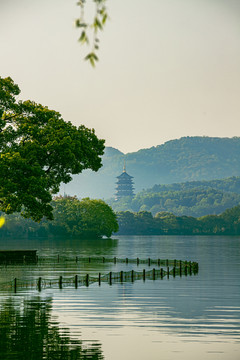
0, 296, 103, 360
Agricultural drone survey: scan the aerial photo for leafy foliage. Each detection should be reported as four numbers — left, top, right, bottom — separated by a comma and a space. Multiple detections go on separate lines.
50, 196, 118, 237
75, 0, 108, 66
0, 76, 105, 221
0, 197, 118, 239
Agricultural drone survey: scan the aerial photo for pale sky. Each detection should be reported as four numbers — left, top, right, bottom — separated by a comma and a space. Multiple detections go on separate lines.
1, 0, 240, 153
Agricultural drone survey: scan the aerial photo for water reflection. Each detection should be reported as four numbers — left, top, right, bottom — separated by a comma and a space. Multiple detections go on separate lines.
0, 235, 239, 360
0, 296, 104, 360
0, 237, 119, 258
0, 237, 119, 287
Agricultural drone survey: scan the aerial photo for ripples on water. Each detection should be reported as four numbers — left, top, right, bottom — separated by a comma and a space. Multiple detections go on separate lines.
0, 294, 103, 360
0, 235, 240, 360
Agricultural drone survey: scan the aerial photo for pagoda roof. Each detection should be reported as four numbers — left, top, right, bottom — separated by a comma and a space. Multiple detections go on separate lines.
116, 171, 133, 179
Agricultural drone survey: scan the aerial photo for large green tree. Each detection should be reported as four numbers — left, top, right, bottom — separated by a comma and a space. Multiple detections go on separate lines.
0, 76, 105, 221
50, 196, 119, 238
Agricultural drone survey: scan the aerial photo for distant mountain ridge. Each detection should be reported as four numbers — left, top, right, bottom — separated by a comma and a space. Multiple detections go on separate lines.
62, 136, 240, 199
143, 177, 240, 195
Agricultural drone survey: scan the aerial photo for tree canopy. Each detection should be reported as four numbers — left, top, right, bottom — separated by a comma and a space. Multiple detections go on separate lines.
0, 76, 105, 221
0, 197, 119, 239
50, 196, 119, 238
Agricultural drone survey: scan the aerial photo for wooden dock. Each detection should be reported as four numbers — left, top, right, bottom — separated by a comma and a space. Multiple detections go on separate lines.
0, 250, 37, 264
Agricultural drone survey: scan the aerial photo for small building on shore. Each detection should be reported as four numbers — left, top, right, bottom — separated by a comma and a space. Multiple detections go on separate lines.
115, 162, 135, 200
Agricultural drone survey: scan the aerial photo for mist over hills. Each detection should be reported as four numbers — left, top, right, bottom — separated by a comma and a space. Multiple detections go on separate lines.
62, 136, 240, 199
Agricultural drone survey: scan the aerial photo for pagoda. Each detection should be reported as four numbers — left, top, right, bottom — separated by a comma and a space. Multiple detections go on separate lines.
115, 162, 135, 200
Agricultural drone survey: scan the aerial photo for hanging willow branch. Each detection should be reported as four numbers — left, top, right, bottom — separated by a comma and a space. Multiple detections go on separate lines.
75, 0, 108, 67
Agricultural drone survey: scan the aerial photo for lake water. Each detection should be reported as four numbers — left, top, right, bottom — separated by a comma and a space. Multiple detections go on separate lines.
0, 235, 240, 360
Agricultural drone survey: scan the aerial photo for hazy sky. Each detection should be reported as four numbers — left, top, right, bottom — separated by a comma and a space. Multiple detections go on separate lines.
1, 0, 240, 153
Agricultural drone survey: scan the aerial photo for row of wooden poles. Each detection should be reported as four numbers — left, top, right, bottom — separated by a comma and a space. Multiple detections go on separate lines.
44, 256, 194, 267
13, 262, 198, 292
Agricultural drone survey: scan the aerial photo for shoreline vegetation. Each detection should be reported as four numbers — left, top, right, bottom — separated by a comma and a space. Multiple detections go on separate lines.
116, 205, 240, 235
0, 198, 240, 238
0, 197, 118, 239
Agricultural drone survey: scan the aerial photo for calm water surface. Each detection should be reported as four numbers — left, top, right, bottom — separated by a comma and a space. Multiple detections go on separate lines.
0, 235, 239, 360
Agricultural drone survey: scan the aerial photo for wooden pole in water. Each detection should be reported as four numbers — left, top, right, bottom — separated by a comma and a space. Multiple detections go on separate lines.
126, 257, 128, 264
103, 257, 105, 263
120, 271, 123, 282
193, 262, 198, 274
153, 268, 156, 280
143, 269, 146, 281
59, 276, 63, 289
148, 258, 151, 266
14, 278, 17, 293
76, 256, 78, 263
38, 277, 42, 292
109, 272, 112, 285
160, 268, 163, 279
89, 257, 91, 263
86, 274, 89, 287
131, 270, 134, 282
173, 267, 176, 277
98, 273, 101, 286
184, 263, 188, 276
167, 267, 169, 278
74, 275, 78, 289
137, 257, 139, 265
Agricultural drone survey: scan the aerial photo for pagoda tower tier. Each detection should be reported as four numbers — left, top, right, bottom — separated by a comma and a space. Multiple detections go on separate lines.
115, 163, 135, 200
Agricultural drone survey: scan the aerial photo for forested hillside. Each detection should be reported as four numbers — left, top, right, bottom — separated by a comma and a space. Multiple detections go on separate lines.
108, 177, 240, 217
116, 206, 240, 236
143, 177, 240, 195
62, 137, 240, 199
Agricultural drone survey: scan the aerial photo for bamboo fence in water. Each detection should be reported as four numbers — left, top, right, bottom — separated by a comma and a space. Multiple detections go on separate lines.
0, 256, 199, 292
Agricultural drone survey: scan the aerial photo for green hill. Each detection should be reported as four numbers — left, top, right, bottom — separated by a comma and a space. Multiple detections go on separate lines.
62, 137, 240, 199
133, 186, 240, 217
108, 176, 240, 217
143, 177, 240, 195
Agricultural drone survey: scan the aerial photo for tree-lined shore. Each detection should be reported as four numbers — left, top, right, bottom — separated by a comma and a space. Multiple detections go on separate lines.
116, 206, 240, 235
0, 197, 118, 239
1, 198, 240, 238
